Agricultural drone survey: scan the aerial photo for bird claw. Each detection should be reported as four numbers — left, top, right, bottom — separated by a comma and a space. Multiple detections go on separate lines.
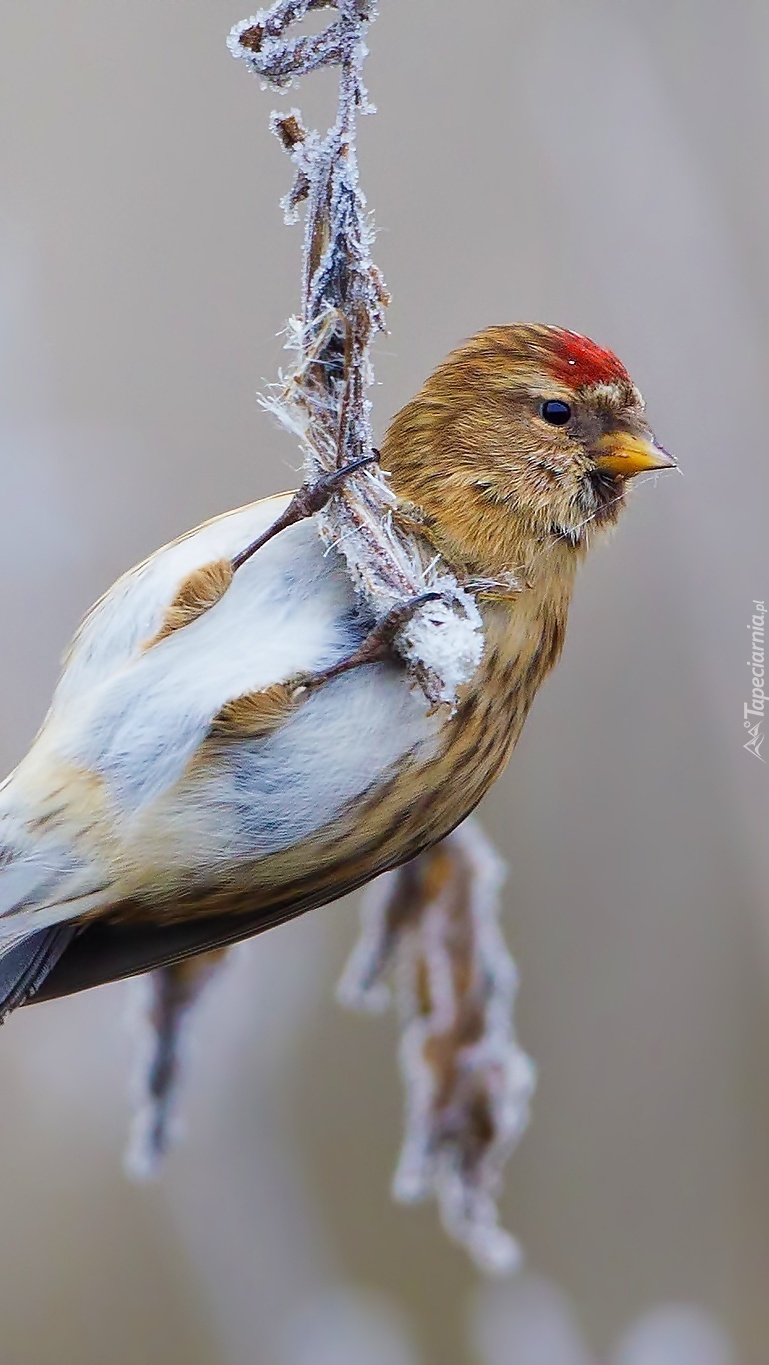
231, 450, 380, 572
289, 590, 445, 695
286, 451, 381, 521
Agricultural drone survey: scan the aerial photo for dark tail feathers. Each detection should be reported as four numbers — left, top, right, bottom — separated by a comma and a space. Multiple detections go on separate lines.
0, 926, 78, 1023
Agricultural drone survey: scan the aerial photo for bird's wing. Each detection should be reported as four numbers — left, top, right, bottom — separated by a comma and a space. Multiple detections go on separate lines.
53, 493, 294, 707
30, 857, 390, 1004
0, 496, 288, 902
0, 491, 441, 1007
0, 492, 343, 1001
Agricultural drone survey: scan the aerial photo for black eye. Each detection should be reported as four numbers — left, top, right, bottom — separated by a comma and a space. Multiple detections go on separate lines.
540, 399, 572, 426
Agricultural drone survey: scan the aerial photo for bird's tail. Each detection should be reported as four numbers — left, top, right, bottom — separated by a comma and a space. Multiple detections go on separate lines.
0, 837, 108, 1020
0, 783, 113, 1021
0, 924, 78, 1021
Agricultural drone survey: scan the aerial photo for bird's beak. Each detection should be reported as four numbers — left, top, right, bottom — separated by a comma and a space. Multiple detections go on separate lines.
592, 431, 677, 478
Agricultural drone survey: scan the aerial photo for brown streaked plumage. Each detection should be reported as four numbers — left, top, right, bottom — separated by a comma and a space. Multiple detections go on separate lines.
0, 325, 674, 1011
143, 559, 234, 649
209, 683, 302, 739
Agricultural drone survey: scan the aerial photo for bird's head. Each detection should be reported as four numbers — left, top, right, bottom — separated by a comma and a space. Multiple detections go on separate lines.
382, 324, 674, 583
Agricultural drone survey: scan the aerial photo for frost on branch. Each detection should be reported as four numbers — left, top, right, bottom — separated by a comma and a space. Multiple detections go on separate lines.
125, 950, 228, 1178
228, 1, 483, 709
338, 819, 536, 1274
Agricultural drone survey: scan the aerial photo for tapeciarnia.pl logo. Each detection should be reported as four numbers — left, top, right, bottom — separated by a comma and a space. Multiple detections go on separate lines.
744, 599, 766, 762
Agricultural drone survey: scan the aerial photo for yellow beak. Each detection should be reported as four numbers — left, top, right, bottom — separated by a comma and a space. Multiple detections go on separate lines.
593, 431, 677, 478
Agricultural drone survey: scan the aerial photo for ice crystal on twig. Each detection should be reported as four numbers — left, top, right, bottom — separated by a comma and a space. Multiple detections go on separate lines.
126, 951, 228, 1177
229, 1, 483, 709
338, 819, 535, 1273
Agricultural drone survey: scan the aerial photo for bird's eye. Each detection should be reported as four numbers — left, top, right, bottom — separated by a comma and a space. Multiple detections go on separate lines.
540, 399, 572, 426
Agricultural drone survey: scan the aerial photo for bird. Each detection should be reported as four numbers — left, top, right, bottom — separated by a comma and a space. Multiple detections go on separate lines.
0, 323, 674, 1018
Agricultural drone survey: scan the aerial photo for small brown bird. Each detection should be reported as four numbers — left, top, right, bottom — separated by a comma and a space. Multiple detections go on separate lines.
0, 324, 673, 1014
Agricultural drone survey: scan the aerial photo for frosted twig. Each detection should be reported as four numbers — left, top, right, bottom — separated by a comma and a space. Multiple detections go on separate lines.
338, 819, 535, 1273
228, 1, 483, 709
125, 950, 228, 1177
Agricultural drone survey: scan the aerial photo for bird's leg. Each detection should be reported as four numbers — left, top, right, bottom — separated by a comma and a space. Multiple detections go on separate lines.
231, 450, 380, 572
292, 591, 444, 694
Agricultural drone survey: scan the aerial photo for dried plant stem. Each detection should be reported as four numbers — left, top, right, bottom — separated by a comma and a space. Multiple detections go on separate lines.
126, 951, 229, 1177
228, 0, 483, 709
338, 819, 535, 1273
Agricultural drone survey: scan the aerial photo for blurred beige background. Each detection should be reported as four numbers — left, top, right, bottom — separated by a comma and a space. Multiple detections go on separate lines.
0, 2, 767, 1363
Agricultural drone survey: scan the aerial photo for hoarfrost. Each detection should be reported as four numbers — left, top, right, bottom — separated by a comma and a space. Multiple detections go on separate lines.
125, 950, 228, 1178
338, 818, 535, 1273
229, 0, 485, 711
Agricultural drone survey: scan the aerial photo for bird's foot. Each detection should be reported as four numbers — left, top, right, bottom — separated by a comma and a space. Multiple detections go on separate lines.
291, 591, 444, 695
232, 451, 380, 572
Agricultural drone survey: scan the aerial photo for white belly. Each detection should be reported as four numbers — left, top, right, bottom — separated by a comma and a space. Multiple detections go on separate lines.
34, 497, 443, 885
